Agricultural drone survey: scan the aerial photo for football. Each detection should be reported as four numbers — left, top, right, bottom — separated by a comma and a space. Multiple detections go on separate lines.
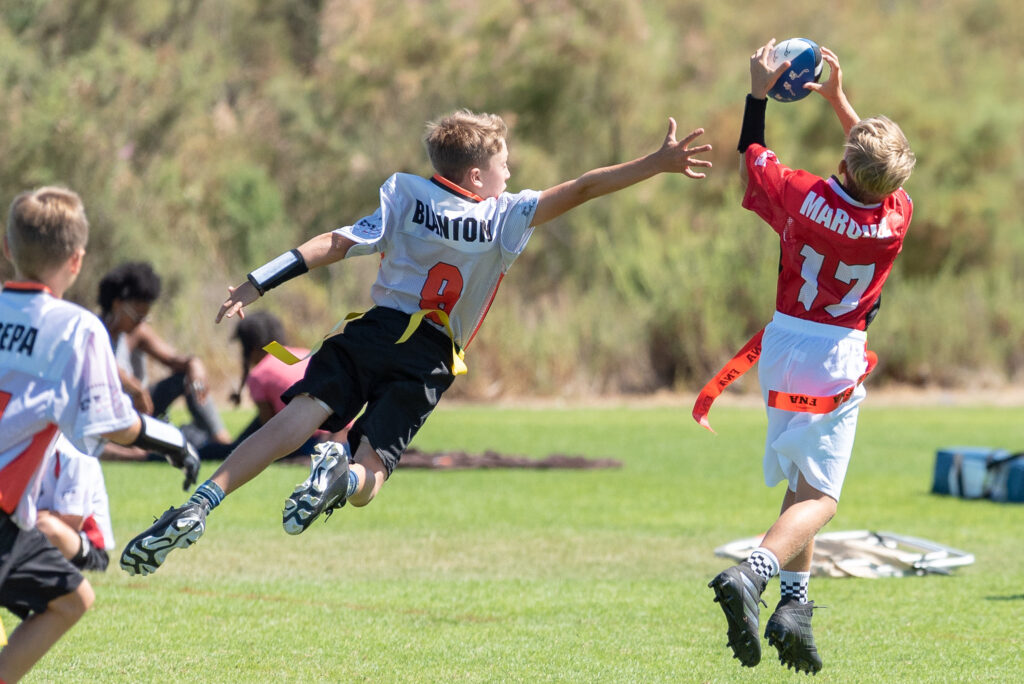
766, 37, 823, 102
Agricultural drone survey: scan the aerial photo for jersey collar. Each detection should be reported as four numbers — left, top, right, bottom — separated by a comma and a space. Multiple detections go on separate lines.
2, 281, 53, 295
827, 175, 882, 209
431, 174, 484, 203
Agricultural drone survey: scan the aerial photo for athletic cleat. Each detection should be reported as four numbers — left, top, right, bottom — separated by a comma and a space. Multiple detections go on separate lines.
765, 598, 823, 674
282, 441, 352, 535
708, 562, 768, 667
119, 503, 207, 576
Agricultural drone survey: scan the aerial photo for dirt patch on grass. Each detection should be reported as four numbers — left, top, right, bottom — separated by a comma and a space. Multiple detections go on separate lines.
398, 447, 621, 470
278, 447, 621, 470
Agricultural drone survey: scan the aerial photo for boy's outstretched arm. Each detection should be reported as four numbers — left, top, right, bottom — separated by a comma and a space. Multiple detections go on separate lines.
803, 46, 859, 135
739, 42, 861, 184
216, 230, 356, 322
738, 39, 791, 185
530, 119, 711, 227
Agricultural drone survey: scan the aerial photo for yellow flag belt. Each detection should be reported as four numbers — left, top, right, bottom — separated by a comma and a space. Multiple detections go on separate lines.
263, 309, 467, 376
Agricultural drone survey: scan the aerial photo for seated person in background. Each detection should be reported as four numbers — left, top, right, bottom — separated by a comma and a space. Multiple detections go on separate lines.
198, 311, 348, 460
98, 261, 231, 458
36, 436, 115, 572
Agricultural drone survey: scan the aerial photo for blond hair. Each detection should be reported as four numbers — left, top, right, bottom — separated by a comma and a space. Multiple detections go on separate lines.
423, 109, 508, 181
844, 116, 916, 199
6, 186, 89, 278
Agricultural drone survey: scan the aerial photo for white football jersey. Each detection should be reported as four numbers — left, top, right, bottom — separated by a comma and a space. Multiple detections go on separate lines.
38, 435, 115, 550
336, 173, 540, 349
0, 283, 136, 528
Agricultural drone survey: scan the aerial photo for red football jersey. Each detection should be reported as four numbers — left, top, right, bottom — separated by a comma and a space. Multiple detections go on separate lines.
743, 144, 913, 330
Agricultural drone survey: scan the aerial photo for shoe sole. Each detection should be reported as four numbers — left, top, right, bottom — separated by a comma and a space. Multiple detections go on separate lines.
766, 621, 822, 674
120, 514, 205, 576
709, 573, 762, 667
282, 449, 348, 535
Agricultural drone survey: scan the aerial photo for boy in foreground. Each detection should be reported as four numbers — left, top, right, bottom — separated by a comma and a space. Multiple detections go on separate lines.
120, 109, 711, 575
705, 41, 915, 674
35, 436, 115, 573
36, 436, 116, 572
0, 187, 200, 682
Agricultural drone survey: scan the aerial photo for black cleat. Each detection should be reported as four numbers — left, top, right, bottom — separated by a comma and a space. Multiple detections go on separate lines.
709, 562, 768, 667
282, 442, 352, 535
765, 598, 823, 674
119, 503, 207, 576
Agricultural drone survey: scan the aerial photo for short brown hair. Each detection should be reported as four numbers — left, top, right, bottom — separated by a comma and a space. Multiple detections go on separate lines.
423, 109, 507, 181
6, 186, 89, 278
844, 116, 916, 199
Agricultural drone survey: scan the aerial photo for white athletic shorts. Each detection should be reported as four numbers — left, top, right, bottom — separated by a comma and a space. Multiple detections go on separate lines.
758, 312, 869, 501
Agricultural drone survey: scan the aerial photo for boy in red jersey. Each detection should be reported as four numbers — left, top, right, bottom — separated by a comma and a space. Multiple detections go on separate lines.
707, 40, 915, 674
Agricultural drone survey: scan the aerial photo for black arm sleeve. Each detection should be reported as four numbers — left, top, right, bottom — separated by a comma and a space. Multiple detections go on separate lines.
131, 413, 188, 462
247, 248, 309, 296
131, 413, 200, 490
737, 94, 767, 153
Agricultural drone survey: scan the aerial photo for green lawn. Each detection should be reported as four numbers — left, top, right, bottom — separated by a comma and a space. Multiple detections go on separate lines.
9, 403, 1024, 682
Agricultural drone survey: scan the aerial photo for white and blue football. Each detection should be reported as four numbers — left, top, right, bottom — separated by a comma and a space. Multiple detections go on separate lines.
767, 38, 822, 102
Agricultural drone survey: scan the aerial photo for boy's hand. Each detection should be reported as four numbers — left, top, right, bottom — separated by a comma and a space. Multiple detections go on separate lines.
178, 441, 200, 491
750, 39, 790, 100
659, 118, 712, 179
803, 46, 842, 101
216, 281, 259, 323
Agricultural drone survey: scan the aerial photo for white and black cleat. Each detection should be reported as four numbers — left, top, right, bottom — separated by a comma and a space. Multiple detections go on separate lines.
282, 441, 352, 535
119, 503, 207, 576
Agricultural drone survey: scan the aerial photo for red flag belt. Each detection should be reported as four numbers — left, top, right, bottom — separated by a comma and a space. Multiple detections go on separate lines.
692, 327, 877, 433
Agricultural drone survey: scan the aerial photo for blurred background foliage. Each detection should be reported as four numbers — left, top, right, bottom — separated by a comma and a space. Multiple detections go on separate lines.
1, 0, 1022, 398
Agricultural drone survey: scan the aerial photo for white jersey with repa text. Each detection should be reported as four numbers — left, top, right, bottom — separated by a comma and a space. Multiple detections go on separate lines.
335, 173, 540, 349
0, 283, 136, 529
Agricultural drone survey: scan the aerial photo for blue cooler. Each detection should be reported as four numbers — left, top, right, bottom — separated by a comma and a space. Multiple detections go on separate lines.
933, 447, 1024, 502
1002, 457, 1024, 503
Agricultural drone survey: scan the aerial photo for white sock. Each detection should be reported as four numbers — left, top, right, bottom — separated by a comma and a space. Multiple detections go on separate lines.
780, 570, 810, 603
747, 547, 780, 581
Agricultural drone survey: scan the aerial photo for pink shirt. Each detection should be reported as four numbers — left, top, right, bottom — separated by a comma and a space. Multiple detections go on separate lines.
246, 347, 310, 415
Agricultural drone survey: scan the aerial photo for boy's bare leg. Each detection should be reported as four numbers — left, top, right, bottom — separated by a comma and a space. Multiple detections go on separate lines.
761, 475, 831, 674
0, 580, 94, 683
760, 475, 837, 570
209, 395, 331, 496
347, 439, 388, 507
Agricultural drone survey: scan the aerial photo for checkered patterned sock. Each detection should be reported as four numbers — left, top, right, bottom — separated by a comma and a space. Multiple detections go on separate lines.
747, 547, 780, 581
189, 480, 225, 512
779, 570, 810, 603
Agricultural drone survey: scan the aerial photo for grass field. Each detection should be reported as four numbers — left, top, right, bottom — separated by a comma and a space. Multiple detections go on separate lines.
8, 402, 1024, 682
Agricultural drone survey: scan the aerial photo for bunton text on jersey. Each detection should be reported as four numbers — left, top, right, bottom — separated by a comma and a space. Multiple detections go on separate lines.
413, 199, 495, 243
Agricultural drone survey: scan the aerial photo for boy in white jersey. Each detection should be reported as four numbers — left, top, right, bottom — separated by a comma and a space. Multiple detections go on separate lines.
120, 109, 712, 575
37, 436, 115, 572
0, 187, 200, 683
705, 41, 915, 674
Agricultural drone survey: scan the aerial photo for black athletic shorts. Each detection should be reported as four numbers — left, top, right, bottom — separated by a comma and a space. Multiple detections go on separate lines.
0, 513, 84, 619
282, 307, 457, 476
